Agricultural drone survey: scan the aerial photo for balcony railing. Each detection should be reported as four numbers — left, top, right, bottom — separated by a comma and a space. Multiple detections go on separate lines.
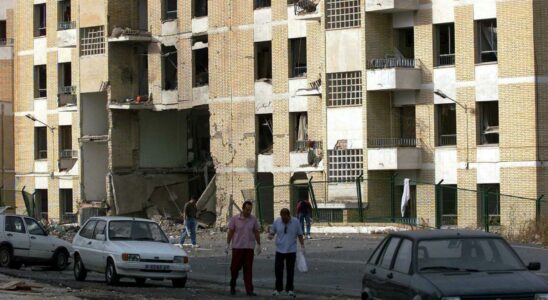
60, 149, 78, 159
294, 140, 322, 152
60, 212, 78, 224
0, 38, 14, 46
293, 0, 319, 15
58, 21, 76, 31
36, 150, 48, 160
437, 53, 455, 66
367, 57, 417, 69
438, 134, 457, 146
368, 138, 417, 148
441, 214, 457, 226
60, 86, 76, 94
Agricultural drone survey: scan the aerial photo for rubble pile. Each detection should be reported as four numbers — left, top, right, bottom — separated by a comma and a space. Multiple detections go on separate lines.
151, 216, 185, 239
43, 222, 80, 242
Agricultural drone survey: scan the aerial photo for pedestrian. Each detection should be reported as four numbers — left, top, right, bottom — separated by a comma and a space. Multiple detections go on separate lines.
179, 196, 198, 248
268, 208, 305, 298
296, 198, 312, 239
225, 200, 261, 296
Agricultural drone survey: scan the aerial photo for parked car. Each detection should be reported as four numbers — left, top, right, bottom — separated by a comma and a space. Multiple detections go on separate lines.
362, 230, 548, 300
0, 212, 72, 270
72, 216, 190, 287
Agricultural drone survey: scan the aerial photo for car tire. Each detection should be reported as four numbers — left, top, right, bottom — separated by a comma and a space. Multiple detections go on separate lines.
172, 276, 187, 288
8, 262, 22, 269
53, 249, 69, 271
0, 246, 13, 268
73, 254, 87, 281
135, 278, 146, 285
105, 259, 120, 285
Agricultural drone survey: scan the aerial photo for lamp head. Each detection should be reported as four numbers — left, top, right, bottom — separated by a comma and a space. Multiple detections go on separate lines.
25, 114, 37, 121
434, 89, 448, 99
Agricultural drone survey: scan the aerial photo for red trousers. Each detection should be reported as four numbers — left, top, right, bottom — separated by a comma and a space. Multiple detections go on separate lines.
230, 248, 254, 293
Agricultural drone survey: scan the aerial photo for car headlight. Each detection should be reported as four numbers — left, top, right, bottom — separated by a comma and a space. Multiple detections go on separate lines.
121, 253, 140, 262
535, 294, 548, 300
174, 256, 189, 264
441, 298, 461, 300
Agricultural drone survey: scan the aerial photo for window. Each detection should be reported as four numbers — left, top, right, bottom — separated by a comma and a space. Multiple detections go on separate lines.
5, 216, 25, 233
59, 125, 72, 154
379, 237, 401, 269
60, 189, 73, 214
436, 104, 456, 146
257, 114, 273, 154
35, 127, 47, 160
327, 149, 363, 182
164, 0, 177, 20
255, 41, 272, 80
435, 23, 455, 66
108, 221, 169, 242
35, 189, 48, 220
326, 71, 362, 107
476, 19, 497, 63
0, 21, 6, 41
79, 220, 97, 239
162, 45, 178, 90
368, 237, 388, 265
478, 184, 500, 226
393, 239, 413, 274
289, 38, 307, 78
192, 36, 209, 87
289, 112, 308, 152
254, 0, 271, 9
394, 27, 414, 59
80, 26, 105, 56
34, 65, 47, 98
438, 185, 457, 226
58, 63, 72, 93
34, 4, 47, 37
25, 218, 47, 236
326, 0, 360, 30
193, 0, 208, 17
92, 221, 106, 240
478, 101, 499, 145
58, 0, 72, 30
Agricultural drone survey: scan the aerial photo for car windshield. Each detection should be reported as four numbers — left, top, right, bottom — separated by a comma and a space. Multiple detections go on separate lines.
417, 238, 526, 272
108, 221, 169, 243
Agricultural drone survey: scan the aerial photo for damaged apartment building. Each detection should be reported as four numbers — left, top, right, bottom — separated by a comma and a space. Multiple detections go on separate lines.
11, 0, 548, 230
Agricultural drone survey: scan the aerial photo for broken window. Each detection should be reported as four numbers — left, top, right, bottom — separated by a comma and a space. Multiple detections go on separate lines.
257, 114, 273, 154
192, 36, 209, 87
0, 21, 6, 42
59, 125, 72, 154
394, 27, 414, 59
478, 101, 499, 145
438, 185, 457, 226
34, 65, 47, 98
255, 42, 272, 81
476, 19, 497, 63
58, 63, 72, 93
35, 127, 47, 160
477, 184, 500, 226
254, 0, 271, 9
436, 104, 456, 146
326, 0, 360, 30
193, 0, 208, 17
289, 38, 307, 78
399, 106, 416, 140
327, 149, 363, 182
289, 112, 308, 152
34, 189, 48, 220
162, 45, 178, 90
326, 71, 362, 107
58, 0, 73, 30
164, 0, 177, 20
435, 23, 455, 66
60, 189, 74, 223
34, 4, 47, 37
80, 26, 105, 56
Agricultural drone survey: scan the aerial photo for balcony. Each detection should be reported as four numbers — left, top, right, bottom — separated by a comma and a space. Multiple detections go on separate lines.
257, 154, 273, 172
0, 38, 13, 60
59, 149, 78, 171
58, 86, 77, 108
365, 0, 419, 13
108, 28, 153, 43
290, 140, 323, 171
367, 138, 421, 170
292, 0, 321, 20
366, 58, 422, 91
57, 25, 77, 48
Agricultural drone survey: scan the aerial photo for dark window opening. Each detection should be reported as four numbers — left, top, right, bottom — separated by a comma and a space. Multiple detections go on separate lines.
436, 104, 456, 146
255, 41, 272, 81
476, 19, 497, 63
193, 36, 209, 87
477, 184, 500, 226
399, 105, 416, 140
254, 0, 271, 9
138, 46, 149, 96
289, 112, 308, 152
59, 125, 72, 153
58, 0, 73, 30
0, 21, 6, 41
289, 38, 307, 78
394, 27, 414, 59
257, 114, 273, 154
34, 4, 47, 37
35, 189, 48, 220
435, 23, 455, 66
35, 127, 48, 160
164, 0, 177, 20
34, 65, 47, 98
438, 185, 457, 226
478, 101, 499, 145
60, 189, 73, 214
58, 63, 72, 93
193, 0, 208, 17
162, 45, 178, 90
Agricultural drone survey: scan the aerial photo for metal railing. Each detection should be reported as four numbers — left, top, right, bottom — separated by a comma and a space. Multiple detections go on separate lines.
368, 138, 417, 148
438, 134, 457, 146
0, 38, 14, 46
294, 140, 322, 152
294, 0, 319, 15
441, 214, 458, 226
36, 150, 48, 160
60, 149, 78, 159
437, 53, 455, 66
367, 58, 417, 69
58, 21, 76, 31
37, 89, 47, 98
291, 65, 307, 78
60, 86, 76, 94
60, 212, 78, 224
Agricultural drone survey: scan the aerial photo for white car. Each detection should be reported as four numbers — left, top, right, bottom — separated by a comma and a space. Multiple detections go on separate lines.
0, 213, 73, 270
72, 216, 190, 287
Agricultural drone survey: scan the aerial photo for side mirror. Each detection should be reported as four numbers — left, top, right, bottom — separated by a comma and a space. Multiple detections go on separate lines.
96, 234, 106, 241
527, 262, 541, 271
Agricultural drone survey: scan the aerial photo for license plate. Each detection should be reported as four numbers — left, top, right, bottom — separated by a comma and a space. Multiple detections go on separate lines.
145, 265, 169, 271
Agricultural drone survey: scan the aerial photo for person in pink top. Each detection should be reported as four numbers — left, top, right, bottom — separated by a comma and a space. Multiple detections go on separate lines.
225, 200, 261, 296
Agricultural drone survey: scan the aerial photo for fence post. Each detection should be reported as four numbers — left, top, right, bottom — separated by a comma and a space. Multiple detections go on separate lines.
435, 180, 444, 229
482, 189, 489, 232
537, 195, 544, 226
255, 183, 263, 226
356, 173, 364, 222
390, 173, 398, 223
307, 177, 319, 219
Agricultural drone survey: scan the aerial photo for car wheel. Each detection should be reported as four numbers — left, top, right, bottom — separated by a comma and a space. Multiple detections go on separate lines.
0, 246, 13, 268
8, 262, 22, 269
135, 278, 146, 285
53, 249, 69, 271
73, 254, 88, 281
105, 259, 120, 285
172, 276, 187, 288
361, 292, 369, 300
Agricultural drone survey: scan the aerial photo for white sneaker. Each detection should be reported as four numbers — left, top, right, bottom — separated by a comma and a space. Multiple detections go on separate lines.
306, 234, 311, 240
288, 291, 296, 298
192, 244, 200, 248
272, 290, 280, 296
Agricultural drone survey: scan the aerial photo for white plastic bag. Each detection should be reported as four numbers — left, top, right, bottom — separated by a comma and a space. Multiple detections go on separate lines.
296, 250, 308, 273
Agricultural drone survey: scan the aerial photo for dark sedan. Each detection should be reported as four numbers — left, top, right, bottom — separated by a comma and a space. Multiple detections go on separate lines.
362, 230, 548, 300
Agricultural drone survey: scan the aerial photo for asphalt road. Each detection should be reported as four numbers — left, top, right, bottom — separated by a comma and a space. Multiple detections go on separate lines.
0, 234, 546, 299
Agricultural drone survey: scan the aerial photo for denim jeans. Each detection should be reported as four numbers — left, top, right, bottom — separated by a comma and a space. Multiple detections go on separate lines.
298, 214, 311, 235
179, 217, 197, 245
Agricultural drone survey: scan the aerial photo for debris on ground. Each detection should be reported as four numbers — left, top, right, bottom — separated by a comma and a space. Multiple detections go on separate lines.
0, 280, 43, 291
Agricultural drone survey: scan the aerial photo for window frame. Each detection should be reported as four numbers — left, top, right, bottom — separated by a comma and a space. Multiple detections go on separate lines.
79, 219, 97, 239
378, 237, 401, 270
164, 0, 178, 20
5, 216, 26, 234
391, 238, 414, 274
367, 237, 389, 265
34, 126, 48, 160
476, 19, 498, 63
25, 218, 47, 236
435, 23, 455, 67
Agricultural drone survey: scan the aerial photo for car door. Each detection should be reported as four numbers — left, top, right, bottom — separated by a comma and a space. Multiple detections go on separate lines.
74, 219, 98, 270
375, 237, 401, 299
364, 237, 388, 298
3, 216, 30, 258
386, 238, 414, 300
25, 218, 54, 260
89, 220, 107, 271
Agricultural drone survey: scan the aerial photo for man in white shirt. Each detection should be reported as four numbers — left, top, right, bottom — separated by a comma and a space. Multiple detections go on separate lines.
268, 208, 305, 297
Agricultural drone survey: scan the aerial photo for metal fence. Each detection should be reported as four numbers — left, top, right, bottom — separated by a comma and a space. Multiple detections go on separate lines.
368, 138, 417, 148
366, 58, 417, 69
